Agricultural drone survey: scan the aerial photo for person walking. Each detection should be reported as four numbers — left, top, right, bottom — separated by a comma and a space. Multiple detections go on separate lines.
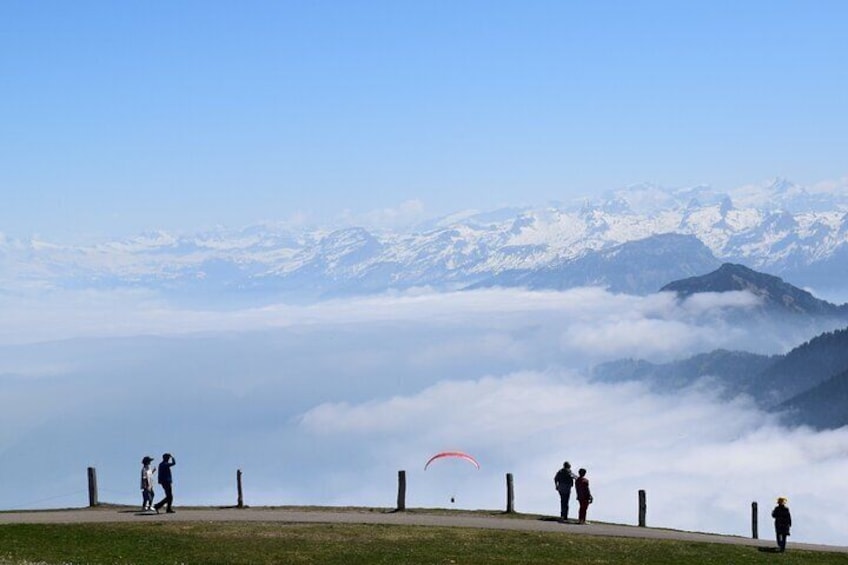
153, 453, 176, 514
554, 461, 577, 522
140, 456, 156, 511
772, 497, 792, 552
575, 468, 593, 524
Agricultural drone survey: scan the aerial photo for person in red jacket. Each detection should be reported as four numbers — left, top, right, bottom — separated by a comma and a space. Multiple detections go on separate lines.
575, 468, 593, 524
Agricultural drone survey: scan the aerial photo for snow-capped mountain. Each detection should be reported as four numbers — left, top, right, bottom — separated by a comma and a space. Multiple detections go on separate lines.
4, 178, 848, 302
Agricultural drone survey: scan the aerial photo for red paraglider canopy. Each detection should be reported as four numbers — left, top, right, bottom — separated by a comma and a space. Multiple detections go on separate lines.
424, 451, 480, 470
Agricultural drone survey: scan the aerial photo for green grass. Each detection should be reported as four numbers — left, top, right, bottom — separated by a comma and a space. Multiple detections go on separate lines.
1, 522, 847, 565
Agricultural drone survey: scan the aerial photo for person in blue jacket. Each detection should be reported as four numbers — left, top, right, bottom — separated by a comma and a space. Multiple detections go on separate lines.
153, 453, 177, 514
554, 461, 577, 521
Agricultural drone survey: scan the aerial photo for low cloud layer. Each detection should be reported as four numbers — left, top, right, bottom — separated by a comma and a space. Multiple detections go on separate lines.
0, 286, 818, 355
299, 370, 848, 545
0, 287, 846, 545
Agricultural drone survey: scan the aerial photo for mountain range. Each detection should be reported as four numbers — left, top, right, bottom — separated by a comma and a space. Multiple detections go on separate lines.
4, 177, 847, 430
592, 263, 848, 429
2, 178, 848, 301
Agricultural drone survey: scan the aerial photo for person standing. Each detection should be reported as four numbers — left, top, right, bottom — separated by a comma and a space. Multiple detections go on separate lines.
575, 468, 593, 524
554, 461, 577, 521
153, 453, 177, 514
772, 497, 792, 552
140, 456, 156, 511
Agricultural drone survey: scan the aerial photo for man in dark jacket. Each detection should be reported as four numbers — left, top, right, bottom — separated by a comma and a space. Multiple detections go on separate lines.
554, 461, 577, 521
154, 453, 177, 514
772, 497, 792, 552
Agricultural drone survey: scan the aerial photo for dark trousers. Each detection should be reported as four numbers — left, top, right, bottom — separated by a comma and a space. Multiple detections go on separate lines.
155, 483, 173, 511
776, 531, 787, 551
578, 499, 590, 523
558, 487, 572, 519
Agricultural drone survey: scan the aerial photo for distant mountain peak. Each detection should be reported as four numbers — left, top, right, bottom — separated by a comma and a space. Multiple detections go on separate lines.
661, 263, 847, 316
469, 232, 720, 295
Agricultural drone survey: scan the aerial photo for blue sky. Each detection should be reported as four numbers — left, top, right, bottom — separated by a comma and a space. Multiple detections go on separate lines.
2, 1, 847, 239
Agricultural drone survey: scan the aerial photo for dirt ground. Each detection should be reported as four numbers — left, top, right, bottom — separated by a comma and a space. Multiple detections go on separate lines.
1, 506, 845, 554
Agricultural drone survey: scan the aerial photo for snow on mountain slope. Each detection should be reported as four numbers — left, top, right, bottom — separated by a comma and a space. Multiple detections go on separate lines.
3, 178, 848, 300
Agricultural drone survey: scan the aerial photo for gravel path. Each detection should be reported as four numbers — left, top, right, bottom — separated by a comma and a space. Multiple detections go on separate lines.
1, 506, 845, 554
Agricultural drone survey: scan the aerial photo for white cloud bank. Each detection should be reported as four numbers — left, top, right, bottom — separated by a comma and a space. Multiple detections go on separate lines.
0, 287, 845, 546
298, 370, 848, 546
0, 286, 802, 354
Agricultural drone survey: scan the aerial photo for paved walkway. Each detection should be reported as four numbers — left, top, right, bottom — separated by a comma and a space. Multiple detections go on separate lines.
1, 506, 846, 554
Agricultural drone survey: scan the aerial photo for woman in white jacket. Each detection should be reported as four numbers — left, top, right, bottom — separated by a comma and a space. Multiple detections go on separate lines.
140, 456, 156, 511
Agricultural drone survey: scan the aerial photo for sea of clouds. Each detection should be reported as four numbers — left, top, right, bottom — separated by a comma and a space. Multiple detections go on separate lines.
1, 287, 847, 546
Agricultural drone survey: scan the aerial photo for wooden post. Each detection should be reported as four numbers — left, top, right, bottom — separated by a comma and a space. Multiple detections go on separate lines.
396, 470, 406, 511
505, 473, 515, 513
237, 469, 244, 508
638, 490, 647, 527
751, 501, 758, 539
87, 467, 98, 507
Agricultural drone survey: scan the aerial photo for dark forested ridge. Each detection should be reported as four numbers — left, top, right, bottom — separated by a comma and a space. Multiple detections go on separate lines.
592, 327, 848, 430
779, 367, 848, 429
749, 327, 848, 406
592, 350, 776, 396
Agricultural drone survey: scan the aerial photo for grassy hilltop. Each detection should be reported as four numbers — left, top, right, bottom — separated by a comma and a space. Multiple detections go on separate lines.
2, 520, 847, 565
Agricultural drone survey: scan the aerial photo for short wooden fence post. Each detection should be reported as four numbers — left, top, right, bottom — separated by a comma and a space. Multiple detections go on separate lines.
638, 490, 647, 527
505, 473, 515, 513
87, 467, 98, 507
397, 470, 406, 511
752, 501, 758, 539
